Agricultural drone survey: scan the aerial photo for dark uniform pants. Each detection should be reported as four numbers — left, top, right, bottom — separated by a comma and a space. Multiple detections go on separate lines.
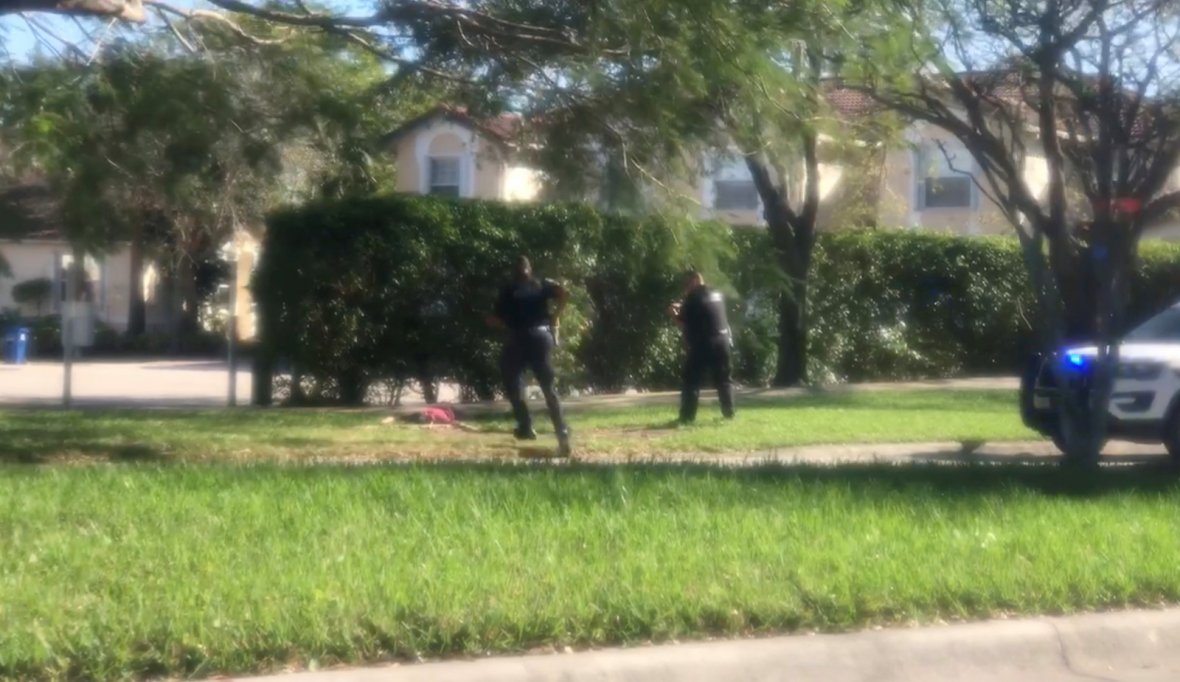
680, 336, 735, 422
501, 327, 567, 435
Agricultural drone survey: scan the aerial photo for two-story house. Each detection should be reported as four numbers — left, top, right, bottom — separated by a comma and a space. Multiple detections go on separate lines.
383, 95, 1180, 240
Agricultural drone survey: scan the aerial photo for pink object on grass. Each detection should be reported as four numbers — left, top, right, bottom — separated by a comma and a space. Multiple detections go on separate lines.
420, 405, 456, 424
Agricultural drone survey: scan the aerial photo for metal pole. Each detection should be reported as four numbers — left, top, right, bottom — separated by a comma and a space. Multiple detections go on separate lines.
62, 256, 78, 408
62, 310, 73, 408
227, 273, 238, 408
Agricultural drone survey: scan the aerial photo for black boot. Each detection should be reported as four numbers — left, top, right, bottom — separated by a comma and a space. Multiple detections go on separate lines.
556, 428, 573, 458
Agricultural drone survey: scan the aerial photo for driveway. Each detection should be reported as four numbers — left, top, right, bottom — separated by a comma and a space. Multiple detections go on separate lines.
0, 360, 466, 408
0, 360, 256, 407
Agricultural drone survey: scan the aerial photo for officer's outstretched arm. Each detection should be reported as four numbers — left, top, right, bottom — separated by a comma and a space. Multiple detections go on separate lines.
551, 283, 570, 324
487, 292, 507, 330
668, 302, 685, 328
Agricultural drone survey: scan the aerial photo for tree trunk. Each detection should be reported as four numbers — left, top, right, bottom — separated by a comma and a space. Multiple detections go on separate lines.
419, 375, 439, 404
252, 354, 273, 406
126, 225, 146, 336
1054, 261, 1099, 343
168, 257, 199, 353
774, 274, 809, 387
416, 354, 439, 403
338, 369, 368, 406
177, 258, 200, 337
1047, 225, 1134, 466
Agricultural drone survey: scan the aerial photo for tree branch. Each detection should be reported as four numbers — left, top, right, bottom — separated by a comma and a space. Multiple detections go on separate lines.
0, 0, 144, 21
1139, 190, 1180, 229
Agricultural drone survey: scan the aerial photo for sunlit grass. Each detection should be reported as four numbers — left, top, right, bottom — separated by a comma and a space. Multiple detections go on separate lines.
1, 462, 1178, 679
0, 390, 1035, 464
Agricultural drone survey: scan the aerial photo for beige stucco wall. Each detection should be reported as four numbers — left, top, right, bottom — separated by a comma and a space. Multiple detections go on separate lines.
0, 241, 59, 316
232, 234, 259, 341
394, 133, 421, 194
387, 115, 1180, 243
391, 118, 534, 201
872, 124, 1056, 236
475, 157, 506, 199
429, 132, 465, 156
0, 240, 133, 332
101, 248, 133, 332
695, 158, 850, 228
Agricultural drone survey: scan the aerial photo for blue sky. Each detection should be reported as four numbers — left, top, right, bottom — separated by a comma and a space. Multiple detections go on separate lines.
0, 1, 196, 62
1, 0, 370, 61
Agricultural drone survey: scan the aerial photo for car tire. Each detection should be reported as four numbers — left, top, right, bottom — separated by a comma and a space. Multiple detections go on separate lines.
1050, 427, 1108, 461
1019, 353, 1042, 425
1163, 411, 1180, 462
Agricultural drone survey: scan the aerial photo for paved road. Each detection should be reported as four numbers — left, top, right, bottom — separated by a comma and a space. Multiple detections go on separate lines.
0, 360, 256, 407
236, 607, 1180, 681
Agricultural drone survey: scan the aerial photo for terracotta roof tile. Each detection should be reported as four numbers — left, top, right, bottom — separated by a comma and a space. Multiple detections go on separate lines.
382, 105, 524, 147
822, 87, 878, 118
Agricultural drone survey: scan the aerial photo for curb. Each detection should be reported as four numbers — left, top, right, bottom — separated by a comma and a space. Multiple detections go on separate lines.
235, 608, 1180, 681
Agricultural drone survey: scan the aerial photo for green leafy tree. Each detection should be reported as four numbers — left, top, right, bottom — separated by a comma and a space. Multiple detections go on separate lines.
489, 0, 904, 386
1, 23, 429, 339
853, 0, 1180, 463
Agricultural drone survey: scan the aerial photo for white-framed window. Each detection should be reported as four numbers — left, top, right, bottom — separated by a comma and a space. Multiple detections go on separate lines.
707, 155, 762, 212
713, 179, 761, 211
53, 253, 100, 308
428, 157, 461, 197
915, 144, 976, 210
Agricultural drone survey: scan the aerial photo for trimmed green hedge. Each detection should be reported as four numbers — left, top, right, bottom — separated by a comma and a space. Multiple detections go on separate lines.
254, 194, 1180, 403
254, 195, 732, 403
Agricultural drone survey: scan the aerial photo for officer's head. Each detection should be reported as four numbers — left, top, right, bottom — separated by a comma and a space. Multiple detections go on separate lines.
514, 255, 533, 281
684, 270, 704, 293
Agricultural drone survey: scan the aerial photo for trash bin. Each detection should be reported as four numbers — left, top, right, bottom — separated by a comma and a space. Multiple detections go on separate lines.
2, 327, 30, 365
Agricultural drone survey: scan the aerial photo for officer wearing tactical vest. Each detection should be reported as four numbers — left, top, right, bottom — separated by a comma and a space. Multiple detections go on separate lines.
488, 255, 572, 457
669, 270, 736, 423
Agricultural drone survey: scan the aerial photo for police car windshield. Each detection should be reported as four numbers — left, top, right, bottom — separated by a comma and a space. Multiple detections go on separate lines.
1124, 306, 1180, 343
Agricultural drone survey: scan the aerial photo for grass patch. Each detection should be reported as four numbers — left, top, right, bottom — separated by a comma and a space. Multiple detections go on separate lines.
2, 462, 1179, 679
0, 390, 1035, 464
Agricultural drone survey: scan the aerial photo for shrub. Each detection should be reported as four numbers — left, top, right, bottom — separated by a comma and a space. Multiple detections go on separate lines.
255, 195, 730, 404
255, 194, 1180, 404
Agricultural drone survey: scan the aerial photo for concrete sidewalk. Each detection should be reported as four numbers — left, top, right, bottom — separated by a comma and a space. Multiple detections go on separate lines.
236, 608, 1180, 681
0, 361, 1014, 410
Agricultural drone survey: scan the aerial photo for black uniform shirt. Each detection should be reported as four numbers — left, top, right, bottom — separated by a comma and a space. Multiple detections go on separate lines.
679, 285, 731, 347
496, 278, 558, 332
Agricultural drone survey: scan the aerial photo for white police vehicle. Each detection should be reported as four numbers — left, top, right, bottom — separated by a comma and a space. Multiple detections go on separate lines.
1021, 301, 1180, 457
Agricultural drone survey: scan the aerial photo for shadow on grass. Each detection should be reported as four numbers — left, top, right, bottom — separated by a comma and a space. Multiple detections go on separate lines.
357, 455, 1180, 501
0, 427, 170, 464
0, 410, 346, 463
461, 389, 1018, 427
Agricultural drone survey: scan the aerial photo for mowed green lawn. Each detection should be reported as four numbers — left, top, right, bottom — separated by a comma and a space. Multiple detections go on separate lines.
2, 463, 1180, 680
1, 389, 1108, 680
0, 390, 1035, 464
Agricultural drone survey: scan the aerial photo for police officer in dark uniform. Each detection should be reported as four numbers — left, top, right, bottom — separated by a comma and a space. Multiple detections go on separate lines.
669, 270, 735, 423
488, 255, 572, 456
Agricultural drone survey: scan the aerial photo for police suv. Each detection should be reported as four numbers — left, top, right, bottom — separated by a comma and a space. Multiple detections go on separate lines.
1021, 301, 1180, 457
